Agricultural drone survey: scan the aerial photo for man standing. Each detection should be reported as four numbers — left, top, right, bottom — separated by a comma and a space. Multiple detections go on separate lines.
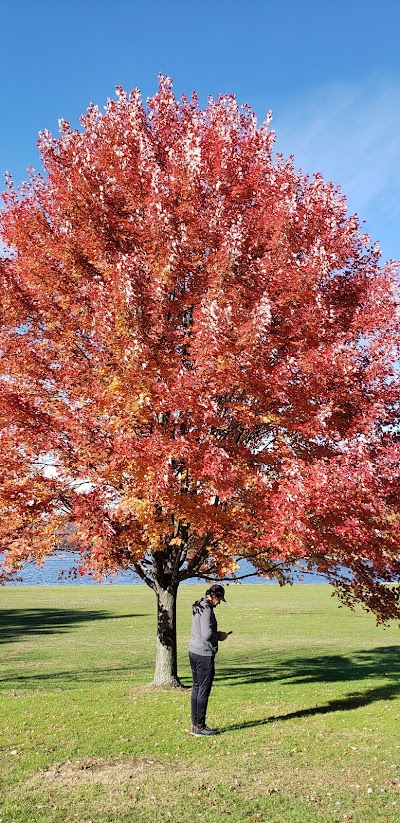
189, 584, 230, 736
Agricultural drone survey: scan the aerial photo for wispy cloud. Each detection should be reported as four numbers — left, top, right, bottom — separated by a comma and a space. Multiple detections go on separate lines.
272, 73, 400, 259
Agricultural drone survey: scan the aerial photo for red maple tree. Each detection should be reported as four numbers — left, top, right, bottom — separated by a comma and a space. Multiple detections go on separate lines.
1, 76, 399, 685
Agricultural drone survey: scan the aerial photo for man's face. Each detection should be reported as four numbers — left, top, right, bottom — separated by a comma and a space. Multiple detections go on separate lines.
211, 594, 221, 607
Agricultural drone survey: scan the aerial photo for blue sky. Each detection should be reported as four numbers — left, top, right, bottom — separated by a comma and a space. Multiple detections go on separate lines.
1, 0, 400, 263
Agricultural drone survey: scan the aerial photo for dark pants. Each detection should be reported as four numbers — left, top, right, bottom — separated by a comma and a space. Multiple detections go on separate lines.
189, 652, 215, 728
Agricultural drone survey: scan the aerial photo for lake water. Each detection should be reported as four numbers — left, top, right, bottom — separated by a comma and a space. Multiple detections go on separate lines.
1, 553, 327, 586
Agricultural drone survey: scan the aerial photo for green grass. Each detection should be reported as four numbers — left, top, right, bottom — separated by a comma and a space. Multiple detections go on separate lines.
1, 583, 399, 822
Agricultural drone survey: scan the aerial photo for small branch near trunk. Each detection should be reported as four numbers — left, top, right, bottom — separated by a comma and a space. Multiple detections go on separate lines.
133, 561, 156, 590
172, 545, 184, 580
179, 535, 211, 581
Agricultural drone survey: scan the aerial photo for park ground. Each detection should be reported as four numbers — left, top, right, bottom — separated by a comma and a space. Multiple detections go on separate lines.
1, 583, 399, 822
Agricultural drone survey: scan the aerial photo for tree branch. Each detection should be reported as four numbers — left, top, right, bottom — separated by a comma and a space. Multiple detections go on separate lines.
133, 561, 155, 590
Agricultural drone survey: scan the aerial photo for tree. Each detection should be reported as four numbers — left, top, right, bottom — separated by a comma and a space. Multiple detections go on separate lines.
1, 76, 399, 685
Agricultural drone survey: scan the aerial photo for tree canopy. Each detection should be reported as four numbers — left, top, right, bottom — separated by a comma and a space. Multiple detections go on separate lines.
1, 77, 399, 681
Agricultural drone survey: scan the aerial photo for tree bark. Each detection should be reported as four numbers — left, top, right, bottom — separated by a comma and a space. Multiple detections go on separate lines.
153, 582, 182, 687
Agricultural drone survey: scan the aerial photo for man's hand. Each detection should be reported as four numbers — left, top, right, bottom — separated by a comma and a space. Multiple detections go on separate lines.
218, 631, 229, 641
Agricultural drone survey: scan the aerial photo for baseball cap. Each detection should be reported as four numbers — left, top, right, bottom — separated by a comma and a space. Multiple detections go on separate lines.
207, 584, 226, 602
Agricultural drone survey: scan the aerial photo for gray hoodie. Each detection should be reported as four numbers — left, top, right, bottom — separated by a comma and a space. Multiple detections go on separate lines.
189, 598, 219, 656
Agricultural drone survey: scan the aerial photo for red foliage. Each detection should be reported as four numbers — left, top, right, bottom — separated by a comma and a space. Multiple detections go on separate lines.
1, 76, 399, 621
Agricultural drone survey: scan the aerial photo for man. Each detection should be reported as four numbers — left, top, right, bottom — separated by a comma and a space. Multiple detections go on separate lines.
189, 583, 230, 736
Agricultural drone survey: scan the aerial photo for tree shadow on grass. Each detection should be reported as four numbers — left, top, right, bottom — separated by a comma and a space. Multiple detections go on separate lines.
0, 608, 146, 643
0, 663, 148, 689
214, 645, 400, 733
216, 645, 400, 687
219, 681, 400, 733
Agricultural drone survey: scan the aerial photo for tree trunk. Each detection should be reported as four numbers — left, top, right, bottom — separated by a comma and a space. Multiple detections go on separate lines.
153, 583, 182, 687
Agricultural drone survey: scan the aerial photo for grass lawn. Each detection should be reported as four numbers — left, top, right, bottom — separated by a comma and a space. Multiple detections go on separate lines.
0, 583, 399, 823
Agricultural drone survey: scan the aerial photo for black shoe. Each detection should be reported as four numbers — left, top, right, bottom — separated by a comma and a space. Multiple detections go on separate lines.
193, 725, 217, 736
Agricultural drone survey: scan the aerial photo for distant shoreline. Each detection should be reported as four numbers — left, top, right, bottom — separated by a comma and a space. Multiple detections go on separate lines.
1, 552, 329, 587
